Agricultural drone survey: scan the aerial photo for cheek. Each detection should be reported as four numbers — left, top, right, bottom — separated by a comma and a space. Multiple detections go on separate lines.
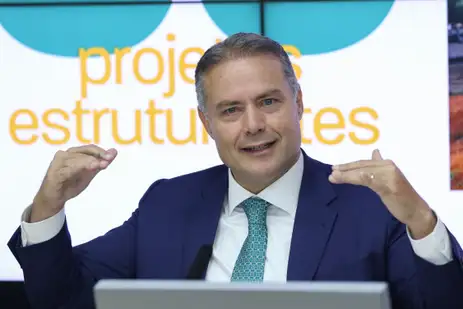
213, 123, 241, 148
267, 112, 290, 131
268, 111, 301, 137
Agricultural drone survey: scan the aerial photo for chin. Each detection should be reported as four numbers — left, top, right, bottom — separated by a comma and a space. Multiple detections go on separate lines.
241, 161, 281, 180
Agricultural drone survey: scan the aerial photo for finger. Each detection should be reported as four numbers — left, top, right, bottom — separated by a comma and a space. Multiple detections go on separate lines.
372, 149, 383, 161
52, 153, 98, 181
66, 153, 100, 171
332, 159, 389, 172
64, 152, 112, 174
67, 145, 117, 161
54, 150, 112, 171
328, 169, 376, 187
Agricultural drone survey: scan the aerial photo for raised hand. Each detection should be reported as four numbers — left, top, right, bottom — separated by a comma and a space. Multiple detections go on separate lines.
328, 149, 436, 239
30, 145, 117, 223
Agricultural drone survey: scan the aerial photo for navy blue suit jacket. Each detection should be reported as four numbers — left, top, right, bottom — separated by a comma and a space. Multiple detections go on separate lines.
8, 152, 463, 309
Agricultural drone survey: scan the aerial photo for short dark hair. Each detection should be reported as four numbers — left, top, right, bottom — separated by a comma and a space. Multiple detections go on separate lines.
195, 32, 299, 111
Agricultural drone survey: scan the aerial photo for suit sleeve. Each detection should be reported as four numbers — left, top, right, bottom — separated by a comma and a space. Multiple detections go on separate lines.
386, 216, 463, 309
7, 180, 163, 309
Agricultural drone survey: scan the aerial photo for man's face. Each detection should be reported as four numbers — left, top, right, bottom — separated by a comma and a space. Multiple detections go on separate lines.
199, 55, 303, 191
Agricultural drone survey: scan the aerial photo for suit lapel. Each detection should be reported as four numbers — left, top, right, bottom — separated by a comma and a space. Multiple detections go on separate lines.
181, 166, 228, 279
287, 152, 338, 281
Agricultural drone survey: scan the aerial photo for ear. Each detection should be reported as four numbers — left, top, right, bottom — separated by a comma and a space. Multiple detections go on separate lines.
296, 88, 304, 120
198, 107, 214, 140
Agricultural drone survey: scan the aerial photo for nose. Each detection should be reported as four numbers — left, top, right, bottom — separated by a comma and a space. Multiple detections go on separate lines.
242, 105, 265, 135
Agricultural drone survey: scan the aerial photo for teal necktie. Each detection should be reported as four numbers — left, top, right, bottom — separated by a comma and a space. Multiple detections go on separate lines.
231, 196, 269, 282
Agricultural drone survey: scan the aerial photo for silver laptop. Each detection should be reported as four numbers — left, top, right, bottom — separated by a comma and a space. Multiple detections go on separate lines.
94, 280, 391, 309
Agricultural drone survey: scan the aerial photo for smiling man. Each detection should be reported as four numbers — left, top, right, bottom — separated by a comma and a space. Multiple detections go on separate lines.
8, 32, 463, 309
197, 49, 303, 194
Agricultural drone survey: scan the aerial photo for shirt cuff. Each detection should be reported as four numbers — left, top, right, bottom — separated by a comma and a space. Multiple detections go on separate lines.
407, 216, 453, 265
20, 205, 66, 247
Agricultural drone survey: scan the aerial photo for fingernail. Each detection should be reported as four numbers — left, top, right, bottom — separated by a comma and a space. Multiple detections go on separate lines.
102, 153, 113, 160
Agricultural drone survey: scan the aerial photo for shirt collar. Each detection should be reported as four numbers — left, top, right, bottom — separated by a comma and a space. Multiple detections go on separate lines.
227, 151, 304, 218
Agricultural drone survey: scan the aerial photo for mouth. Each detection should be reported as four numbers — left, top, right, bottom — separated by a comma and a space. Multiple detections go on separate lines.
241, 141, 277, 154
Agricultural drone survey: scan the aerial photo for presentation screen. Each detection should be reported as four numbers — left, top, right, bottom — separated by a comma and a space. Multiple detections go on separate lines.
0, 0, 459, 281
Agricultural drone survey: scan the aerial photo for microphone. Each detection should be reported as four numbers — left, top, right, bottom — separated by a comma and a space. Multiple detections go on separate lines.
186, 245, 213, 279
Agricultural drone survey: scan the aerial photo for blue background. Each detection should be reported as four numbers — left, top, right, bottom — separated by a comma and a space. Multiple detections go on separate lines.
0, 0, 394, 57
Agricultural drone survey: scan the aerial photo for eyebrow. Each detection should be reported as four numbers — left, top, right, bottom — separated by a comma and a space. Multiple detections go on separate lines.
254, 88, 285, 101
216, 100, 240, 111
215, 88, 285, 111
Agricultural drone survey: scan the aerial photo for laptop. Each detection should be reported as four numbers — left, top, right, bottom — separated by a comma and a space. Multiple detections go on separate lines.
94, 280, 391, 309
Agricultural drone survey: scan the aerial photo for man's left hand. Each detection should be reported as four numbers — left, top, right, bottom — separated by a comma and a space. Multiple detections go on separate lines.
328, 149, 436, 239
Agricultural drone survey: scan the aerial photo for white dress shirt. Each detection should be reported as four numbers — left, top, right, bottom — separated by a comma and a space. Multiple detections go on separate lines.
21, 152, 454, 281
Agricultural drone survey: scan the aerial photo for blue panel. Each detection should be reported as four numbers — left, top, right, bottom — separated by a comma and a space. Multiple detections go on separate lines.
0, 0, 168, 3
0, 3, 171, 57
202, 2, 260, 35
203, 0, 257, 2
264, 1, 394, 55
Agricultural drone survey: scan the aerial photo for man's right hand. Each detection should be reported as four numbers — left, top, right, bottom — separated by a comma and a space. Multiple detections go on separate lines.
30, 145, 117, 223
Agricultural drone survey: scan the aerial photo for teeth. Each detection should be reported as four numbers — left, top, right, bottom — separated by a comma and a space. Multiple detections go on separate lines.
248, 143, 270, 151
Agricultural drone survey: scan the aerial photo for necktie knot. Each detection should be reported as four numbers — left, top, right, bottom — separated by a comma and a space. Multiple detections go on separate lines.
241, 196, 269, 226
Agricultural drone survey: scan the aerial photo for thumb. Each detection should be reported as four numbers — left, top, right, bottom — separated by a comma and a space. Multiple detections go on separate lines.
372, 149, 383, 161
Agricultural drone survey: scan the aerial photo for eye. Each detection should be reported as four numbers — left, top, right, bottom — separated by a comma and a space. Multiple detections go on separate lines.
263, 98, 275, 106
223, 106, 237, 115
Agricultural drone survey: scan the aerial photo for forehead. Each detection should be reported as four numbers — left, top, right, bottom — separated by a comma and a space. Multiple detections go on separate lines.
203, 55, 291, 107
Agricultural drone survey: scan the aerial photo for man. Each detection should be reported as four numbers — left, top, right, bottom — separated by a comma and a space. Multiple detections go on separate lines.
8, 33, 463, 309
